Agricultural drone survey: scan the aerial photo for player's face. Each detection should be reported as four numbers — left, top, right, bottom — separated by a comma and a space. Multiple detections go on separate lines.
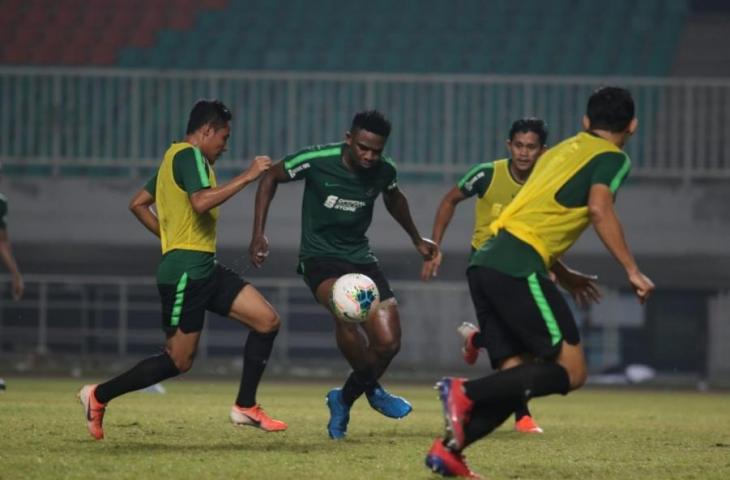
345, 129, 387, 170
507, 131, 544, 175
200, 123, 231, 164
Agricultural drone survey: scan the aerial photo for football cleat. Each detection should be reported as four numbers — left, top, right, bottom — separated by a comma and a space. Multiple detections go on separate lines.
366, 386, 412, 419
425, 438, 483, 478
325, 388, 351, 439
457, 322, 480, 365
78, 384, 106, 440
436, 377, 474, 451
514, 415, 543, 434
230, 404, 288, 432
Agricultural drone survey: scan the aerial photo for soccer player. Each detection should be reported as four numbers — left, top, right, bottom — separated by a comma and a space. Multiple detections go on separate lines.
0, 182, 24, 301
425, 87, 655, 478
78, 99, 287, 440
421, 118, 600, 435
249, 110, 438, 439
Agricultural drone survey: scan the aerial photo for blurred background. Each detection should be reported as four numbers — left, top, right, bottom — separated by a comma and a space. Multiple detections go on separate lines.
0, 0, 728, 387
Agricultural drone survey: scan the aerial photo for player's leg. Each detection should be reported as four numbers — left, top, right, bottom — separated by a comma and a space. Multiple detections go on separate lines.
207, 265, 285, 432
434, 268, 579, 452
79, 276, 207, 440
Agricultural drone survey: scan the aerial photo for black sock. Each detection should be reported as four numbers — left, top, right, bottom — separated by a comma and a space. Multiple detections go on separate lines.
94, 352, 180, 404
236, 330, 278, 408
463, 400, 515, 449
514, 401, 531, 421
341, 370, 377, 406
464, 362, 570, 405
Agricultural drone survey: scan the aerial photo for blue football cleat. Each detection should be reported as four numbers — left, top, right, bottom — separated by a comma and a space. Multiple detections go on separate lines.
326, 388, 351, 439
366, 385, 413, 419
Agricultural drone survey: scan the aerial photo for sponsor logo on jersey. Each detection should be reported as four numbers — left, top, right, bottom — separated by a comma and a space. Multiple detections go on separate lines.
288, 162, 310, 178
323, 195, 366, 212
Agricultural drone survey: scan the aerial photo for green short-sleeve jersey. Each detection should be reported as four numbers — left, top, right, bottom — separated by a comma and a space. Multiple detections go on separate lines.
283, 142, 398, 264
458, 163, 496, 198
143, 145, 215, 285
0, 193, 8, 230
471, 151, 631, 277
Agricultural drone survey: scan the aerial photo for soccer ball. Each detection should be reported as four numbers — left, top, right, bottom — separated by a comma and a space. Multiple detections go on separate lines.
329, 273, 380, 323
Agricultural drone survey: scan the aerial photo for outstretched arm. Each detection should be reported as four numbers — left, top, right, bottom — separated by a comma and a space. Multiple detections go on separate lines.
129, 188, 160, 237
249, 161, 291, 267
189, 156, 271, 214
421, 186, 467, 281
588, 184, 654, 303
383, 187, 438, 261
550, 259, 601, 308
0, 229, 23, 300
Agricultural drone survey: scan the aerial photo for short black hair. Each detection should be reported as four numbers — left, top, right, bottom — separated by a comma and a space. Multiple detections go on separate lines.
509, 117, 548, 145
186, 99, 232, 134
351, 110, 391, 138
586, 87, 635, 133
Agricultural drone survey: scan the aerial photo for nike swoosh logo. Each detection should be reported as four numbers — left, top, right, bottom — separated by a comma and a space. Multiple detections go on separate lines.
324, 182, 342, 187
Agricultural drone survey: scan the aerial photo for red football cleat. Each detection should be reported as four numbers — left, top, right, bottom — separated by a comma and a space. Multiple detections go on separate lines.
78, 384, 106, 440
230, 404, 288, 432
436, 377, 474, 451
514, 415, 543, 434
425, 438, 483, 478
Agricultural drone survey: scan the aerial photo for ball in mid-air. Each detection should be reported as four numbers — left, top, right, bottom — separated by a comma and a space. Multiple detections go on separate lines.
329, 273, 380, 323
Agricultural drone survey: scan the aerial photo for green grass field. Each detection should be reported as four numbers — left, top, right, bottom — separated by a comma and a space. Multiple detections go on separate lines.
1, 378, 728, 479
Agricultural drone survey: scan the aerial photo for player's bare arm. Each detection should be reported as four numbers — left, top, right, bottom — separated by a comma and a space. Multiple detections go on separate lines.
129, 188, 160, 237
189, 155, 271, 214
550, 259, 601, 308
382, 187, 438, 261
249, 160, 292, 267
421, 187, 467, 281
588, 183, 655, 303
0, 228, 23, 300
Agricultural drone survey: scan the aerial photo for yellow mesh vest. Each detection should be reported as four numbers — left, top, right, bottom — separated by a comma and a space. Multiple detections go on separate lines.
156, 143, 219, 254
471, 159, 523, 250
489, 132, 624, 268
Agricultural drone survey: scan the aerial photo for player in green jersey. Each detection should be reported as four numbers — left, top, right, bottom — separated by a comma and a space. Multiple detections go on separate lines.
421, 118, 601, 435
250, 110, 438, 439
425, 87, 655, 478
78, 100, 287, 440
0, 185, 23, 301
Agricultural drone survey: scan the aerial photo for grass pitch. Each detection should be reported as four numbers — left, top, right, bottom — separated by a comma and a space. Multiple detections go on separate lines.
0, 378, 728, 479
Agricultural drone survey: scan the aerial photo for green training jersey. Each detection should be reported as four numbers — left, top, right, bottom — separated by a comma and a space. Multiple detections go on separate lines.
143, 145, 216, 285
0, 193, 7, 230
470, 151, 631, 277
283, 142, 398, 264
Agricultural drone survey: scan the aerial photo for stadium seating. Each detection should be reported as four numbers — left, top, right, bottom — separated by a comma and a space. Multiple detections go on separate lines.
0, 0, 689, 75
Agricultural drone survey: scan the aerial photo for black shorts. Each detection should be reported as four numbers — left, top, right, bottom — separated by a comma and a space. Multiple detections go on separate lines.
158, 263, 249, 334
466, 265, 580, 369
298, 256, 395, 302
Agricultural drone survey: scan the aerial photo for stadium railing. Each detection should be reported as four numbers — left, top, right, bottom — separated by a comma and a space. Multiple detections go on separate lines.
1, 67, 729, 182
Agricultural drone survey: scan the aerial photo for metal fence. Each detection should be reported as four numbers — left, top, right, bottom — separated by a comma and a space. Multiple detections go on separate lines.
3, 272, 722, 384
2, 67, 730, 180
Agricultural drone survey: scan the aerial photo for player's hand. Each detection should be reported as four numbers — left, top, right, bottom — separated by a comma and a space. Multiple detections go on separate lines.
627, 269, 654, 304
415, 237, 439, 261
244, 155, 272, 182
248, 234, 270, 268
555, 269, 601, 308
420, 251, 443, 282
11, 273, 23, 301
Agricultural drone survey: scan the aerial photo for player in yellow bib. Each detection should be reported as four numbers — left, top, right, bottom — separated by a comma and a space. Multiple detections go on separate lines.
422, 119, 600, 435
78, 100, 287, 440
425, 88, 655, 478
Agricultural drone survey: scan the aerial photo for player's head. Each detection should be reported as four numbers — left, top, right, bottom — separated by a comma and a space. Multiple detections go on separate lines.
506, 117, 548, 177
583, 87, 637, 143
186, 99, 232, 163
345, 110, 391, 170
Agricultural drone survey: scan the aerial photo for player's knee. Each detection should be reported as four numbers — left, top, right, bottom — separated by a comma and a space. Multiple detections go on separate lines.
373, 337, 400, 360
567, 363, 588, 390
166, 349, 195, 373
254, 310, 280, 334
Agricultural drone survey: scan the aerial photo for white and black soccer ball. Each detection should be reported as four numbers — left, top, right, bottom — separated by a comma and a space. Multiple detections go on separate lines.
329, 273, 380, 323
